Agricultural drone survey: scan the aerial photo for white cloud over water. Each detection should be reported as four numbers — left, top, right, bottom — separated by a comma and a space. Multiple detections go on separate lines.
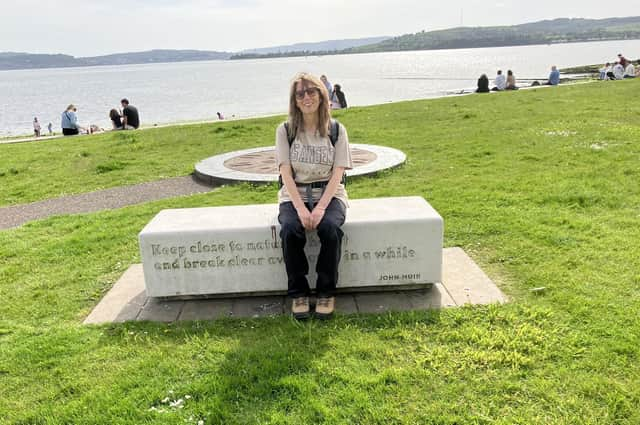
2, 0, 639, 56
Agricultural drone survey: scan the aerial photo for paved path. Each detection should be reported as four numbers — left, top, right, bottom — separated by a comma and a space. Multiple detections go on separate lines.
0, 176, 214, 230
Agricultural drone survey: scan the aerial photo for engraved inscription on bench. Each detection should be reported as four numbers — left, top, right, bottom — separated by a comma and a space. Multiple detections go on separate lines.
139, 197, 443, 297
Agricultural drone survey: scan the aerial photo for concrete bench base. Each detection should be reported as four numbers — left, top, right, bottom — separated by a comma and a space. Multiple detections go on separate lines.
84, 247, 507, 324
139, 196, 443, 298
152, 283, 433, 301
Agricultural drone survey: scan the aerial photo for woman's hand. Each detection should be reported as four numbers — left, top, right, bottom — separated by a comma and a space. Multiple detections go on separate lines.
296, 206, 313, 230
310, 206, 325, 229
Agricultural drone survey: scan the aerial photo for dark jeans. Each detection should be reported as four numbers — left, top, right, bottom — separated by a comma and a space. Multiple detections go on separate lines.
278, 198, 346, 298
62, 128, 79, 136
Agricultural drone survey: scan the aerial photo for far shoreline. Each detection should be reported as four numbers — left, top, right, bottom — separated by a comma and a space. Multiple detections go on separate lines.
0, 74, 597, 144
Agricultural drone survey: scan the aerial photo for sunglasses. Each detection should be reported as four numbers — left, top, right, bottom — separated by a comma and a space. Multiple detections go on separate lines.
294, 87, 319, 100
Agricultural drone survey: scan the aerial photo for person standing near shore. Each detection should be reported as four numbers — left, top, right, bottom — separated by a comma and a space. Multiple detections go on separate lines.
33, 117, 41, 137
617, 54, 628, 68
61, 104, 82, 136
320, 75, 333, 97
121, 98, 140, 129
276, 72, 353, 320
47, 122, 53, 135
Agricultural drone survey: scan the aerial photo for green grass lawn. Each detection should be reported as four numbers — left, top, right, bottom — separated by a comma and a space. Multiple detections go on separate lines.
1, 80, 639, 424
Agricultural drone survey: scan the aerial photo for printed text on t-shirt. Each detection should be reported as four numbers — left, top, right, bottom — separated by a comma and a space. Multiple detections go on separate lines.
290, 144, 334, 165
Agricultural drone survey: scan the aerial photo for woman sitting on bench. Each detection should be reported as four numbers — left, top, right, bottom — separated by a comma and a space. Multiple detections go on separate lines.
276, 72, 353, 320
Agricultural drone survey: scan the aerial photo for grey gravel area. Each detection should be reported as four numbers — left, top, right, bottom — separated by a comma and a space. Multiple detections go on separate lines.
0, 175, 215, 230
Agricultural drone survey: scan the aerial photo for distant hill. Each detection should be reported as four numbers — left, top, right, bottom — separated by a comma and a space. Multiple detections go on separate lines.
0, 49, 232, 71
0, 37, 389, 70
0, 52, 80, 70
79, 49, 232, 66
345, 16, 640, 53
4, 17, 640, 69
238, 37, 391, 55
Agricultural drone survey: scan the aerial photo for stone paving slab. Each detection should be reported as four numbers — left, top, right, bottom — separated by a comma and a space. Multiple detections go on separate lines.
138, 299, 185, 322
335, 294, 359, 315
230, 296, 285, 318
178, 299, 234, 321
84, 248, 506, 325
83, 264, 147, 323
356, 292, 419, 314
406, 283, 455, 309
442, 247, 508, 305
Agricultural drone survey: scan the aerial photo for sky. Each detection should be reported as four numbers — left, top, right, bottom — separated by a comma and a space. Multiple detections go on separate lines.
1, 0, 639, 57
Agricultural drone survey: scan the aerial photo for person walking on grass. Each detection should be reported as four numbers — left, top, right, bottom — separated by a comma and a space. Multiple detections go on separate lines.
276, 72, 353, 320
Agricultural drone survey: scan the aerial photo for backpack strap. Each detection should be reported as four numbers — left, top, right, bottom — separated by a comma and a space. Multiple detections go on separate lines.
283, 121, 294, 146
329, 119, 339, 146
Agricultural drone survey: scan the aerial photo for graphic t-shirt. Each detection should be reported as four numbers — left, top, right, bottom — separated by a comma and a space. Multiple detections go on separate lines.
275, 122, 353, 206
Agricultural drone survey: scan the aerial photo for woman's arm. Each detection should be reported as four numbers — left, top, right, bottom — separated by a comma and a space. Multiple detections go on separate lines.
280, 164, 313, 230
310, 166, 345, 229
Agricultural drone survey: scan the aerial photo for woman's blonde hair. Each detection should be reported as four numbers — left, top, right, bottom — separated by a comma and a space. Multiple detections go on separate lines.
66, 104, 76, 111
287, 72, 331, 139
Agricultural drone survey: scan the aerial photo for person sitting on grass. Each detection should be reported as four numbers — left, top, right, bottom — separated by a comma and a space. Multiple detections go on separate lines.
599, 63, 610, 80
623, 62, 635, 79
120, 98, 140, 130
612, 62, 624, 80
491, 70, 506, 91
330, 84, 348, 109
505, 70, 518, 90
547, 66, 560, 86
109, 109, 123, 130
276, 72, 353, 321
476, 74, 490, 93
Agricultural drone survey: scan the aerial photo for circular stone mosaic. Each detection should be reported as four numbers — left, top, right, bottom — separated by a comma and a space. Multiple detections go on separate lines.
194, 144, 406, 185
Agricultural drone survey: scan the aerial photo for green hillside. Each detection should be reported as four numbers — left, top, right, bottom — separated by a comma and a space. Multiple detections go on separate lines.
348, 16, 640, 53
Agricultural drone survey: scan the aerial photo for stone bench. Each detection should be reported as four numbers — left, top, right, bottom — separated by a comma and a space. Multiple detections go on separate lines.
138, 196, 443, 298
